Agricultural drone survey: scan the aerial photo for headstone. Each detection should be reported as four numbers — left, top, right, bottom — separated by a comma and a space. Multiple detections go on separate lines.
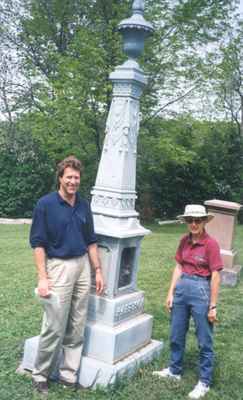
204, 199, 242, 286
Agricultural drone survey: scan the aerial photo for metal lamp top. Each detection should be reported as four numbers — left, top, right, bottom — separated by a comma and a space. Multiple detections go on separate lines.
118, 0, 154, 33
133, 0, 145, 15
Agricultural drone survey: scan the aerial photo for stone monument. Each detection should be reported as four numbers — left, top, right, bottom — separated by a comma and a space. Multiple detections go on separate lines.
205, 199, 242, 286
19, 0, 163, 388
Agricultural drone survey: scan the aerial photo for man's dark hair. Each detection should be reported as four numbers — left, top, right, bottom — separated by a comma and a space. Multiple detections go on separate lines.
56, 156, 83, 188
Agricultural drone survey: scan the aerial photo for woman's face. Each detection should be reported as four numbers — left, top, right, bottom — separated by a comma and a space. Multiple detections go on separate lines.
185, 217, 207, 238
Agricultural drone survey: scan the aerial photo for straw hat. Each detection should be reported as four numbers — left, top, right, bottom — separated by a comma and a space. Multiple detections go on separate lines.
177, 204, 214, 222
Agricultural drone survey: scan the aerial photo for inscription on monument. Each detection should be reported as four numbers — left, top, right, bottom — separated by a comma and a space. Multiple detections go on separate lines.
87, 294, 145, 325
114, 297, 144, 322
92, 195, 135, 210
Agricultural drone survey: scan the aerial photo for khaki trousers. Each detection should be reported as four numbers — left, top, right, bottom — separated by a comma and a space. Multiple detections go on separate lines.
32, 255, 91, 384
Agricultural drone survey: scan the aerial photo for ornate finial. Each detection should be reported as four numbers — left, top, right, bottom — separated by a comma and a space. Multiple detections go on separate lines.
132, 0, 145, 14
118, 0, 154, 60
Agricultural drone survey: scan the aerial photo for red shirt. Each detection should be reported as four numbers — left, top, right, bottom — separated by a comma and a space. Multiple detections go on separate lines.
175, 231, 223, 277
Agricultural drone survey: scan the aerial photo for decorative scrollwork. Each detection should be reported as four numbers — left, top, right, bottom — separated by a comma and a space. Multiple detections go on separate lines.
103, 97, 140, 154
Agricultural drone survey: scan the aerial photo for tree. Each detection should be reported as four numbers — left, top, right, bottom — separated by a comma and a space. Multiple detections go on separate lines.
0, 119, 54, 217
213, 20, 243, 135
140, 0, 238, 121
137, 117, 243, 219
1, 0, 238, 143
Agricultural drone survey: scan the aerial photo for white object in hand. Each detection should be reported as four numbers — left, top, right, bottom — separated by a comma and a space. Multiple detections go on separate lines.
34, 288, 61, 308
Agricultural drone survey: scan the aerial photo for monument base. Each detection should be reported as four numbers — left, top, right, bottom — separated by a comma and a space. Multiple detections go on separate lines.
220, 265, 242, 287
17, 337, 163, 388
220, 249, 237, 269
78, 339, 163, 388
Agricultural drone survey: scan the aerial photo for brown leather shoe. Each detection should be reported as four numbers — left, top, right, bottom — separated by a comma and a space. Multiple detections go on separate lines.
32, 379, 48, 396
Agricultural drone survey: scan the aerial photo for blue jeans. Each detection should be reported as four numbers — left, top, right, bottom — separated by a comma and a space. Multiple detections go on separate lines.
169, 274, 213, 386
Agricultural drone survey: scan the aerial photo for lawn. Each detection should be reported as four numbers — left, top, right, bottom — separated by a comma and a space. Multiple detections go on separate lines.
0, 223, 243, 400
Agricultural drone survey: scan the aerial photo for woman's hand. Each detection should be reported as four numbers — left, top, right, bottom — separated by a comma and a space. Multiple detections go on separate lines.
165, 292, 174, 312
208, 307, 218, 323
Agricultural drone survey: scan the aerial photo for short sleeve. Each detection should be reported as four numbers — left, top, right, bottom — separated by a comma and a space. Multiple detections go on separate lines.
207, 239, 223, 272
175, 236, 187, 264
30, 202, 48, 249
83, 202, 97, 246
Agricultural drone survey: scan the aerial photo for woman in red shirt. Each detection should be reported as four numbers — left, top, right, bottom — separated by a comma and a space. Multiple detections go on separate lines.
153, 204, 223, 400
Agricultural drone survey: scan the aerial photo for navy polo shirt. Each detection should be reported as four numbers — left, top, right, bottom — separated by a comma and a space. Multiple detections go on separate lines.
30, 192, 97, 259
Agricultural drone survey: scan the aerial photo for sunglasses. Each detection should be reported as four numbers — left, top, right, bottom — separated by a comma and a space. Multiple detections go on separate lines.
185, 217, 206, 224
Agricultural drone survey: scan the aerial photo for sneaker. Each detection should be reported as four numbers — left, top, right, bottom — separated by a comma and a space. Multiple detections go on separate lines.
58, 378, 79, 390
152, 367, 181, 380
188, 381, 210, 399
32, 379, 48, 396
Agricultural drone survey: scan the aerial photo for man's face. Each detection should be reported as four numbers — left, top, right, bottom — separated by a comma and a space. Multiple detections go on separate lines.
59, 167, 80, 196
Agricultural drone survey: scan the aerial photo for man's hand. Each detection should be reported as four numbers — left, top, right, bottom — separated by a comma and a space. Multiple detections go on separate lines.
37, 277, 51, 297
165, 292, 173, 312
95, 269, 104, 295
87, 243, 104, 295
34, 247, 50, 297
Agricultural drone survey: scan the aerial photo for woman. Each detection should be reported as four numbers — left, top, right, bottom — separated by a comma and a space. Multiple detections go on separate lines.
153, 204, 223, 399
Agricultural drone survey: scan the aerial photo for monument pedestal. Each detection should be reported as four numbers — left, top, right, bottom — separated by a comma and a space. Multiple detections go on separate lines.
205, 199, 242, 286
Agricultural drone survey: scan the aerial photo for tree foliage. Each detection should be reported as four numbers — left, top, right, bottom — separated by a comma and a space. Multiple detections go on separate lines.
1, 0, 238, 145
0, 121, 54, 217
137, 117, 243, 219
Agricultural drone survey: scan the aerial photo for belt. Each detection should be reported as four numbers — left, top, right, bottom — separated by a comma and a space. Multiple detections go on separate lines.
181, 273, 211, 281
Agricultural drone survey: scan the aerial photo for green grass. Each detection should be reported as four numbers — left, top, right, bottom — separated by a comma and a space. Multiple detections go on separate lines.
1, 223, 243, 400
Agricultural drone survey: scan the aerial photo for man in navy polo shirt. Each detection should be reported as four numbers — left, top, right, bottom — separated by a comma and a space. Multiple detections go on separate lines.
30, 155, 104, 395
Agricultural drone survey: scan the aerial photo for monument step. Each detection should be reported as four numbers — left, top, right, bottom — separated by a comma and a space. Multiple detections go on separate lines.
83, 313, 153, 364
79, 339, 163, 388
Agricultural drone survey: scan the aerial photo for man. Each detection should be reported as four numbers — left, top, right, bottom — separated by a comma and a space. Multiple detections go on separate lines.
153, 204, 222, 399
30, 155, 104, 396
